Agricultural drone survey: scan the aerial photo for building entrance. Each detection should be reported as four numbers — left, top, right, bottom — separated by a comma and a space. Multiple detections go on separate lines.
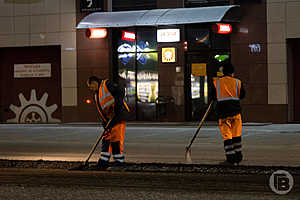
185, 51, 230, 121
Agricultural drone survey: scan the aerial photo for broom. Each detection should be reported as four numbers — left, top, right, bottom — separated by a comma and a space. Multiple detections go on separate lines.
185, 101, 213, 164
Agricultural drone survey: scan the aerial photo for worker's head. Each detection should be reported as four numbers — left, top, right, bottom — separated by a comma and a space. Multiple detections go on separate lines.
222, 63, 235, 76
87, 76, 100, 92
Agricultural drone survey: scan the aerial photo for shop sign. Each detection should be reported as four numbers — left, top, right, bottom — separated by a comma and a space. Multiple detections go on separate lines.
162, 48, 176, 63
192, 63, 206, 76
80, 0, 104, 12
157, 29, 180, 43
14, 63, 51, 78
86, 28, 107, 39
212, 23, 232, 34
249, 44, 261, 53
122, 31, 136, 41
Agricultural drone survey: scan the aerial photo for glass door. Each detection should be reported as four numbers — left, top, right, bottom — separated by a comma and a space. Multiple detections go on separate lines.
186, 51, 230, 121
116, 28, 158, 121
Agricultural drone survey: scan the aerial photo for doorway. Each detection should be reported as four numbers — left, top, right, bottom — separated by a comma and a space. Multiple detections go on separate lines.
113, 28, 158, 121
0, 46, 62, 123
287, 39, 300, 122
185, 51, 230, 121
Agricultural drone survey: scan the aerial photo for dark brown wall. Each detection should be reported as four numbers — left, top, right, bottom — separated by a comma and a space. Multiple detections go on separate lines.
0, 46, 62, 123
73, 0, 112, 122
157, 0, 184, 8
157, 26, 185, 121
230, 1, 277, 122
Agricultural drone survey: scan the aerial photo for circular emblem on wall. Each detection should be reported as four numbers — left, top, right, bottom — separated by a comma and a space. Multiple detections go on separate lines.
7, 89, 61, 123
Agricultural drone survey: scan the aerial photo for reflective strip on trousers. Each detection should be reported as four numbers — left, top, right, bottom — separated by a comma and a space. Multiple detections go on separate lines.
101, 152, 111, 157
224, 144, 234, 150
100, 156, 109, 161
100, 152, 111, 161
113, 154, 124, 163
226, 151, 235, 155
233, 142, 242, 147
113, 154, 124, 159
234, 148, 242, 152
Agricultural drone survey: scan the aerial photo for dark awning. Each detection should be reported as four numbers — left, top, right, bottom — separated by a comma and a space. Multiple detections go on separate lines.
77, 5, 240, 29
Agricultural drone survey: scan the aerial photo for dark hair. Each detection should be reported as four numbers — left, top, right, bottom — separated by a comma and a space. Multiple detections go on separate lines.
87, 76, 100, 84
222, 63, 235, 75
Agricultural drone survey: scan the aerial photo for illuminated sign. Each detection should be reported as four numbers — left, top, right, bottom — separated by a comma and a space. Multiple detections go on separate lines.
212, 23, 232, 34
192, 63, 206, 76
162, 48, 176, 63
122, 31, 136, 41
249, 44, 261, 53
86, 28, 107, 39
157, 29, 180, 42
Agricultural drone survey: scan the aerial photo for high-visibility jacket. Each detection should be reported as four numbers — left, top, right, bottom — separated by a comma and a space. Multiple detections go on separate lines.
95, 80, 130, 126
213, 76, 241, 102
212, 76, 245, 119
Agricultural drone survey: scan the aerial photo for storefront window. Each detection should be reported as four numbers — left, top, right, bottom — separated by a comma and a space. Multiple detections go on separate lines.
137, 53, 158, 103
116, 28, 158, 120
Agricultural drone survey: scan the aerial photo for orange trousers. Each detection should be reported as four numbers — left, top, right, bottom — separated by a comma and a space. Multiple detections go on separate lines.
103, 121, 126, 154
218, 114, 242, 141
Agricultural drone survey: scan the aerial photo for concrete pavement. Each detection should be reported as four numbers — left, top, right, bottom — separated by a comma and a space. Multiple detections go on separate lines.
0, 123, 299, 166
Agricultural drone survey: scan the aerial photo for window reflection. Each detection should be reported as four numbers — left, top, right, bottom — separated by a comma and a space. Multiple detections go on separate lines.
137, 53, 158, 103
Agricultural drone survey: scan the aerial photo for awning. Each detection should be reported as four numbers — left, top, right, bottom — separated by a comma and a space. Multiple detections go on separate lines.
77, 5, 240, 29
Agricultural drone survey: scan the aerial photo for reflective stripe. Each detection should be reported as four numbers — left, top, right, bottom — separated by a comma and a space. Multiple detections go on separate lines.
224, 145, 234, 150
225, 151, 235, 155
218, 97, 240, 101
233, 142, 241, 147
100, 83, 111, 102
216, 79, 221, 99
102, 99, 115, 109
113, 154, 124, 159
234, 148, 242, 152
100, 156, 109, 161
101, 152, 111, 157
236, 79, 239, 97
115, 159, 124, 163
216, 78, 240, 102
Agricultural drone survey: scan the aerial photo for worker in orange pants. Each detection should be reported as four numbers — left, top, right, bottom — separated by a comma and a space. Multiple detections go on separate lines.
212, 62, 245, 165
87, 76, 130, 169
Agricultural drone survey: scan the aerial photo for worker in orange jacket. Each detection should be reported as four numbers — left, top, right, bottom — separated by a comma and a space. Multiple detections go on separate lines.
212, 63, 245, 165
87, 76, 130, 168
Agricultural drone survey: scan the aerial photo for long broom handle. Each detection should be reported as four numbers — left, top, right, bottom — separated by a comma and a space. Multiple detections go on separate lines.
84, 118, 113, 164
186, 101, 213, 150
84, 129, 106, 164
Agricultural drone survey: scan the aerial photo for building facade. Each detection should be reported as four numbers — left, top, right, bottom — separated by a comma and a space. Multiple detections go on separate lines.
0, 0, 299, 123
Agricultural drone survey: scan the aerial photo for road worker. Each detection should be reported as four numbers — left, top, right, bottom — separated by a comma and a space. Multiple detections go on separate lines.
212, 63, 245, 165
87, 76, 130, 169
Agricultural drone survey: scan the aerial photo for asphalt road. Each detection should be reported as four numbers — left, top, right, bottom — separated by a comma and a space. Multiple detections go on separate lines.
0, 168, 299, 200
0, 123, 300, 166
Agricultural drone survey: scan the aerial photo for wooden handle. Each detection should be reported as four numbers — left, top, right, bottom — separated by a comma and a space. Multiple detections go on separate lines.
186, 101, 213, 150
84, 129, 106, 164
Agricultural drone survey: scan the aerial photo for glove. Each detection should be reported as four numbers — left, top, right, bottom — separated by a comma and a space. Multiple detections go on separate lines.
103, 128, 112, 138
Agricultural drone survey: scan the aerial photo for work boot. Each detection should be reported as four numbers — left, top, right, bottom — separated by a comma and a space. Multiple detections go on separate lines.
96, 159, 109, 170
107, 162, 126, 172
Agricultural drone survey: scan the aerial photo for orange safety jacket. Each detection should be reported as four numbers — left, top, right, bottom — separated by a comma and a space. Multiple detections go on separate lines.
95, 80, 130, 125
213, 76, 241, 102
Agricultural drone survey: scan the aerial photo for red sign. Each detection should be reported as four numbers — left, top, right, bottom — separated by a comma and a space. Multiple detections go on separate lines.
122, 31, 136, 41
213, 23, 232, 34
86, 28, 107, 39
